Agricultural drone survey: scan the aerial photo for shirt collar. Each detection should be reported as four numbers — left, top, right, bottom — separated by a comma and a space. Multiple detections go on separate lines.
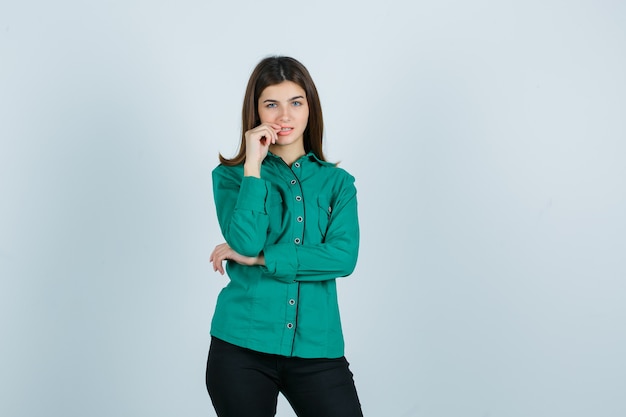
266, 151, 336, 167
307, 152, 336, 167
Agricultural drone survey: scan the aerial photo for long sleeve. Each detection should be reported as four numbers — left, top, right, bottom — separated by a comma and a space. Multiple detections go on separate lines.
262, 176, 359, 283
212, 166, 271, 257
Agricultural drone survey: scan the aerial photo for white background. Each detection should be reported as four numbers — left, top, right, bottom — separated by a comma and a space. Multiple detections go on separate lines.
1, 1, 625, 416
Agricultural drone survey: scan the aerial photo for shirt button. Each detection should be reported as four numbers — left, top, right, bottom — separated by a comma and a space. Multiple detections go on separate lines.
290, 179, 297, 185
287, 323, 294, 329
289, 299, 296, 305
297, 216, 303, 222
295, 196, 302, 202
294, 238, 301, 244
294, 162, 300, 168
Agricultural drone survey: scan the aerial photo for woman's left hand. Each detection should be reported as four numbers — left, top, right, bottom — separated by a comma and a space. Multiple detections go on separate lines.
209, 243, 265, 275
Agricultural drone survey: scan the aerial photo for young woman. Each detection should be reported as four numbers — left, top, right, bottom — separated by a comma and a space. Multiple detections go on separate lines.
207, 56, 363, 417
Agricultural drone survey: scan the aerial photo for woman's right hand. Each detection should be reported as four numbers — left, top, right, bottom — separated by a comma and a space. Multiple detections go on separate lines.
243, 123, 281, 177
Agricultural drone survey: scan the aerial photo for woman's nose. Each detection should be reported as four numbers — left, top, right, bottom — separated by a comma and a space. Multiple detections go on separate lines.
279, 107, 291, 121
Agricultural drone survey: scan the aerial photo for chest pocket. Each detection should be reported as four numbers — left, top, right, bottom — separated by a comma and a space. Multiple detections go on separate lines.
267, 192, 284, 236
317, 194, 332, 239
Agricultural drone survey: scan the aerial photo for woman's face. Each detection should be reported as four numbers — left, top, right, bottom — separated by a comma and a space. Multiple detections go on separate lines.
257, 81, 309, 150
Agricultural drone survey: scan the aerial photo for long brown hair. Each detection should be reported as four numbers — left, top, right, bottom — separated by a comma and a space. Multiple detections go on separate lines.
219, 56, 326, 165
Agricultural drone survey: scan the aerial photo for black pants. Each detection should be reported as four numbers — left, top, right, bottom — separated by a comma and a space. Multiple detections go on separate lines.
206, 337, 363, 417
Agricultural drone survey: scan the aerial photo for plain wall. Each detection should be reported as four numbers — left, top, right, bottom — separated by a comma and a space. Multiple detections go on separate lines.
1, 1, 625, 416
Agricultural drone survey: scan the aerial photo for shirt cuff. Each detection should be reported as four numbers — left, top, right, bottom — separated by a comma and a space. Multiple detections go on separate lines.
236, 176, 269, 213
263, 243, 298, 283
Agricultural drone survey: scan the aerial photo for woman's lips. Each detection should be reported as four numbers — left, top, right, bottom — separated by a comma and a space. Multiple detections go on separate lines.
277, 127, 293, 136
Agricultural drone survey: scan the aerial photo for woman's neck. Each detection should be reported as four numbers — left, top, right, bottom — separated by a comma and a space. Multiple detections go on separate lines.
269, 144, 306, 167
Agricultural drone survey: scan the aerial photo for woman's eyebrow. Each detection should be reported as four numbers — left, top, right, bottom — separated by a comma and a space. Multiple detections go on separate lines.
262, 96, 305, 103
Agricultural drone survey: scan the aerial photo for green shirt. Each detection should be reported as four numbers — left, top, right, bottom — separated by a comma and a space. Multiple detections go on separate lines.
210, 152, 360, 358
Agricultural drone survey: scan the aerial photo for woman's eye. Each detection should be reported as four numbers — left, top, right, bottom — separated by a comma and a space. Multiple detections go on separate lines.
266, 103, 277, 108
292, 101, 302, 107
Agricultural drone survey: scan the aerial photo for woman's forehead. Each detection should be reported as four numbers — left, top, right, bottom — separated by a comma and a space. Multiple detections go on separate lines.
259, 81, 306, 100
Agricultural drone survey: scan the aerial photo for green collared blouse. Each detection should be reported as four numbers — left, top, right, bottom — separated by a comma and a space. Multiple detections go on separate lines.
210, 152, 360, 358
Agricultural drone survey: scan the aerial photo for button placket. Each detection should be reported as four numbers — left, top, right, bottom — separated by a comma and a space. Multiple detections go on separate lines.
285, 285, 299, 337
291, 177, 305, 245
283, 160, 304, 252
